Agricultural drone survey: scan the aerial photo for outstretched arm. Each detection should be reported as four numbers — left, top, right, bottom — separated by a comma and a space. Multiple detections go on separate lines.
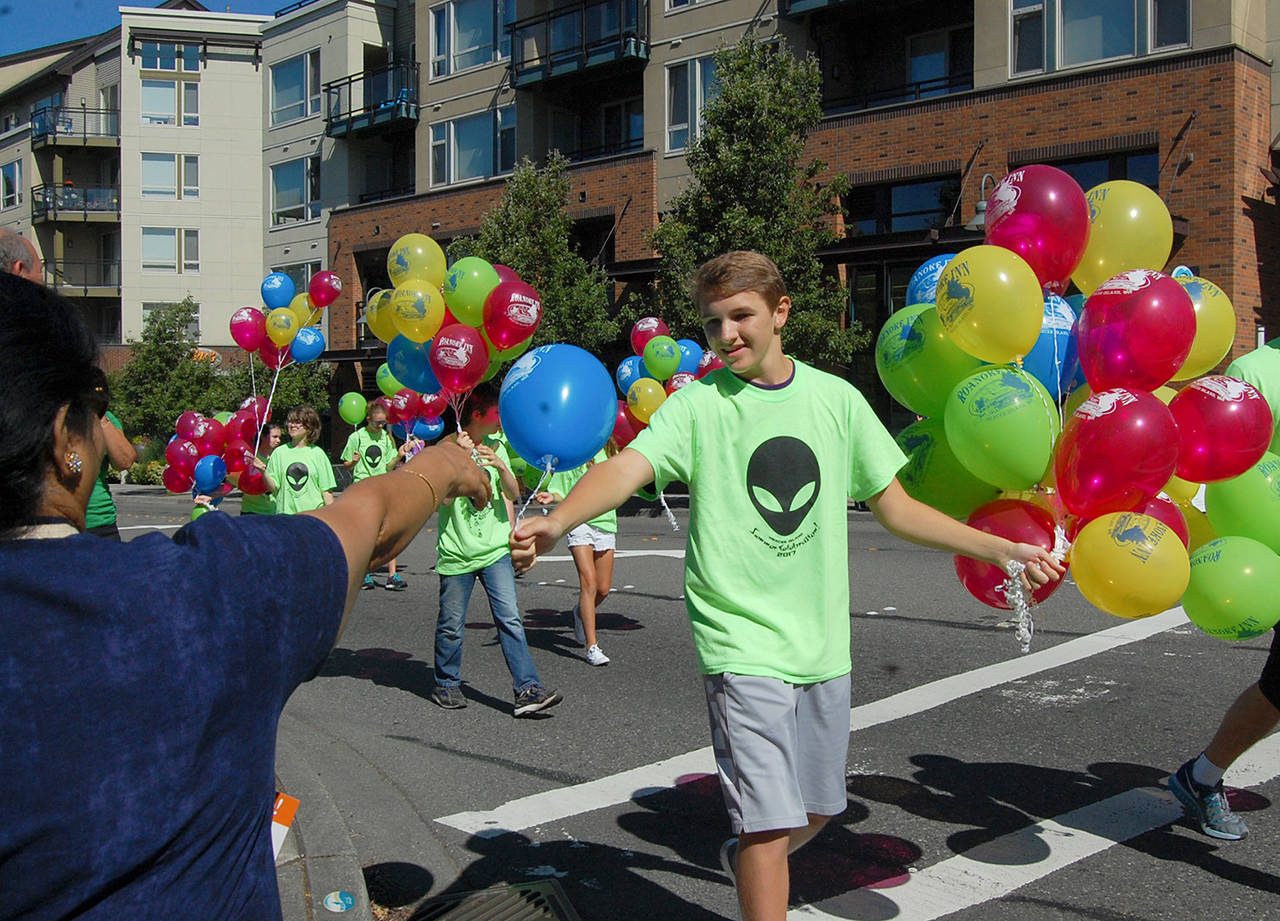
101, 417, 137, 470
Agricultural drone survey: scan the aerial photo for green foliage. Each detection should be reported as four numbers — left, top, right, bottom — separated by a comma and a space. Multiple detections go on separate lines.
448, 153, 618, 355
210, 354, 332, 424
641, 37, 868, 368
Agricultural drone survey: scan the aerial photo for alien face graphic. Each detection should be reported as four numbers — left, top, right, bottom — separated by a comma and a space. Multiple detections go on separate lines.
364, 444, 383, 468
746, 437, 821, 536
286, 462, 310, 492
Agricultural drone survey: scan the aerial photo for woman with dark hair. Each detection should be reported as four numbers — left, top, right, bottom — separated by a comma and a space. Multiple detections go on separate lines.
0, 274, 505, 918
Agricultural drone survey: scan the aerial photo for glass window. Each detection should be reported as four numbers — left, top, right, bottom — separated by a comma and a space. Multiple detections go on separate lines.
844, 177, 960, 235
183, 155, 199, 198
431, 0, 507, 77
141, 41, 177, 71
141, 80, 176, 125
431, 108, 515, 184
1051, 149, 1159, 192
1152, 0, 1190, 49
270, 50, 321, 126
1012, 0, 1044, 74
183, 229, 199, 272
909, 31, 949, 87
667, 56, 717, 152
431, 7, 449, 77
603, 97, 643, 150
271, 156, 322, 225
1, 159, 21, 208
182, 82, 199, 127
497, 106, 516, 173
144, 301, 199, 337
431, 122, 448, 185
182, 44, 200, 72
1060, 0, 1135, 67
141, 227, 177, 271
452, 110, 492, 182
273, 261, 322, 293
141, 153, 176, 198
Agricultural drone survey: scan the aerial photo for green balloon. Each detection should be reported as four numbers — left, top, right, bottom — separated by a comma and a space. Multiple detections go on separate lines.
338, 391, 368, 426
213, 411, 233, 425
876, 304, 984, 418
442, 256, 500, 326
376, 362, 404, 397
643, 335, 681, 381
1183, 537, 1280, 640
896, 417, 1000, 518
1205, 453, 1280, 552
191, 505, 209, 521
943, 366, 1060, 490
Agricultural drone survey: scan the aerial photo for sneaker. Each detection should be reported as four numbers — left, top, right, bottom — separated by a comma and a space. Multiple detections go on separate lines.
571, 604, 585, 646
362, 573, 378, 590
1169, 759, 1248, 840
430, 686, 467, 709
385, 574, 407, 591
514, 684, 563, 717
584, 644, 610, 666
718, 837, 739, 886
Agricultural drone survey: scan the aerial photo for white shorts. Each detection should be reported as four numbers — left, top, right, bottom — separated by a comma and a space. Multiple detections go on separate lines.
567, 523, 616, 551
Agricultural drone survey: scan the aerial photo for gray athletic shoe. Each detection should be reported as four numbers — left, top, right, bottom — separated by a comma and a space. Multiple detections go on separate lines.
430, 686, 467, 710
719, 837, 738, 886
514, 684, 562, 717
1169, 759, 1248, 840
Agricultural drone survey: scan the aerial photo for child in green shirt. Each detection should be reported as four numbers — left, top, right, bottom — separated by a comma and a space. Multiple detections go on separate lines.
342, 400, 410, 590
264, 405, 335, 515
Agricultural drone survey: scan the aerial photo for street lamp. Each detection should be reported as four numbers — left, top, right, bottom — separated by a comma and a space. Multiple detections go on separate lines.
964, 173, 996, 232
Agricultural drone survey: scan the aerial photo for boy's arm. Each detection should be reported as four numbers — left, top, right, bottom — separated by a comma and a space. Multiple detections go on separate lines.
867, 478, 1065, 586
513, 449, 654, 559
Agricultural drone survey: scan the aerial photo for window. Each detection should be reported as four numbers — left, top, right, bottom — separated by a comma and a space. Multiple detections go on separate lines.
182, 155, 199, 198
907, 27, 972, 96
270, 50, 321, 126
2, 159, 21, 209
844, 177, 961, 236
666, 56, 717, 152
602, 98, 643, 151
430, 107, 515, 185
183, 229, 199, 272
271, 155, 322, 225
272, 261, 322, 293
140, 153, 198, 199
1151, 0, 1190, 49
141, 228, 199, 273
143, 301, 199, 338
1050, 150, 1159, 192
1011, 0, 1045, 74
1, 114, 15, 132
430, 0, 510, 77
182, 82, 199, 127
1060, 0, 1135, 67
139, 41, 199, 72
141, 80, 175, 125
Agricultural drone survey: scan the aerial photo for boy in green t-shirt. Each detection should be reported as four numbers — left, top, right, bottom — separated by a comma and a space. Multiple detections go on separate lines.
514, 251, 1062, 921
342, 401, 410, 590
432, 384, 561, 718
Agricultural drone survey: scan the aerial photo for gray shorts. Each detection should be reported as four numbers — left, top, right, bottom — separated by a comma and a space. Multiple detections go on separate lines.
703, 671, 851, 834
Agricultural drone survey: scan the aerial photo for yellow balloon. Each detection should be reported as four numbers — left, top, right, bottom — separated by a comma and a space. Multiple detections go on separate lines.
1163, 474, 1201, 504
265, 307, 298, 347
1072, 180, 1173, 296
390, 284, 445, 343
365, 290, 399, 343
289, 292, 318, 327
1181, 503, 1219, 553
935, 246, 1043, 363
627, 378, 666, 423
387, 232, 447, 289
1171, 277, 1235, 380
1070, 511, 1190, 619
1063, 383, 1092, 419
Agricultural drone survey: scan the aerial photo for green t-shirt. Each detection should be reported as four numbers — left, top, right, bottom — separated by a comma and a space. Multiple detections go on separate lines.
436, 435, 514, 575
239, 449, 277, 515
1227, 344, 1280, 454
343, 426, 397, 482
85, 410, 123, 529
546, 450, 617, 533
265, 442, 336, 515
629, 359, 906, 683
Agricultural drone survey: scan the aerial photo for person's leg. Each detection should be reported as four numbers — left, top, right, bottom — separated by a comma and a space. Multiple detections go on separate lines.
1202, 683, 1280, 771
734, 830, 791, 921
434, 571, 475, 688
478, 556, 542, 693
386, 555, 405, 589
593, 547, 614, 610
571, 544, 599, 647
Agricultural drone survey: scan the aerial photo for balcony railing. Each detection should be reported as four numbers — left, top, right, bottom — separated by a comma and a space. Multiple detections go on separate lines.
509, 0, 649, 87
31, 183, 121, 221
324, 62, 419, 138
563, 136, 644, 163
47, 259, 122, 294
358, 184, 416, 204
30, 106, 120, 145
824, 72, 973, 114
781, 0, 854, 14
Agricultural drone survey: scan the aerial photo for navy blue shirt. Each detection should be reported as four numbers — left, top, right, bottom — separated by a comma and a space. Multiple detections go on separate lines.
0, 512, 347, 919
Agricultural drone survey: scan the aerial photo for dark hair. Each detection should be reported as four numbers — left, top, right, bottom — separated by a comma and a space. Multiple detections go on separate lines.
0, 274, 102, 537
691, 250, 787, 311
286, 405, 322, 444
465, 382, 500, 421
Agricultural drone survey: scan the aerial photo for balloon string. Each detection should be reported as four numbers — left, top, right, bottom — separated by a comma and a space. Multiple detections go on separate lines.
515, 460, 553, 521
657, 490, 680, 532
1001, 561, 1035, 654
249, 356, 261, 455
258, 365, 283, 455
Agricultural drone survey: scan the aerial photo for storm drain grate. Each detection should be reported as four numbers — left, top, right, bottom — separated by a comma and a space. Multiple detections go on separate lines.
410, 880, 581, 921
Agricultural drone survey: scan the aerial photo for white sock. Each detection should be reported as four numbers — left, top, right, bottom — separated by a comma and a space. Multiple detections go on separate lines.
1191, 753, 1225, 788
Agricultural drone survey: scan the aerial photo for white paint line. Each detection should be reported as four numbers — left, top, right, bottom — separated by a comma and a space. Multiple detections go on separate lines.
538, 549, 687, 562
436, 608, 1189, 837
788, 731, 1280, 921
117, 524, 182, 531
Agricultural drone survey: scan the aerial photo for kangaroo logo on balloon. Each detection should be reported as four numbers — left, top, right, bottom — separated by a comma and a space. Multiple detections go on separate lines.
937, 272, 975, 326
1108, 513, 1166, 562
1191, 376, 1254, 403
986, 171, 1023, 227
1076, 389, 1138, 420
1095, 269, 1155, 296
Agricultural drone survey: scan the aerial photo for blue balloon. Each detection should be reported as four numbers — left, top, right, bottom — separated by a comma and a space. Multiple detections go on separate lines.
193, 454, 227, 494
615, 354, 653, 396
675, 338, 702, 375
390, 422, 407, 440
412, 417, 444, 441
1022, 295, 1080, 402
500, 344, 616, 472
386, 336, 441, 394
905, 254, 957, 306
1063, 294, 1088, 388
261, 272, 295, 311
291, 326, 325, 363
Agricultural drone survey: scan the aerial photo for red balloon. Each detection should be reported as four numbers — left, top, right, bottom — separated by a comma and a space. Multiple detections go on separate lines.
390, 388, 422, 423
308, 270, 343, 308
1076, 270, 1195, 391
666, 371, 697, 395
192, 419, 227, 458
1131, 495, 1190, 548
696, 349, 725, 378
260, 340, 292, 369
222, 438, 254, 474
238, 464, 268, 495
1054, 388, 1179, 519
429, 324, 489, 393
612, 400, 640, 448
223, 410, 258, 446
162, 465, 194, 494
239, 395, 271, 423
175, 411, 203, 439
630, 317, 670, 356
1169, 376, 1275, 482
483, 280, 542, 350
954, 499, 1065, 609
420, 389, 449, 419
493, 264, 520, 284
164, 438, 200, 475
984, 165, 1091, 295
229, 306, 266, 352
623, 402, 646, 433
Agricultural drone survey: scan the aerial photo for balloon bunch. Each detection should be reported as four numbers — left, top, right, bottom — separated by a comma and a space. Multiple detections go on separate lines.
161, 396, 272, 503
613, 317, 722, 449
231, 270, 341, 370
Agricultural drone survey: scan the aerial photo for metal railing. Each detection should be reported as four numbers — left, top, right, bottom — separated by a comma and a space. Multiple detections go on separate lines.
358, 184, 416, 204
323, 62, 419, 132
47, 259, 122, 292
824, 73, 973, 114
31, 183, 120, 221
509, 0, 648, 84
30, 105, 120, 143
563, 135, 644, 163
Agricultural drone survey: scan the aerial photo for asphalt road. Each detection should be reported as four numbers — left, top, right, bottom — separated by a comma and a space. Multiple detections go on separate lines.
115, 486, 1280, 921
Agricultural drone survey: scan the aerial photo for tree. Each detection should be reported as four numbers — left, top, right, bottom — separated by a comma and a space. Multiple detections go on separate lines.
642, 37, 868, 368
447, 153, 618, 354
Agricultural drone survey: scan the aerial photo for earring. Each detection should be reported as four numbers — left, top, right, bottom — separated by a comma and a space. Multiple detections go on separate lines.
65, 451, 83, 475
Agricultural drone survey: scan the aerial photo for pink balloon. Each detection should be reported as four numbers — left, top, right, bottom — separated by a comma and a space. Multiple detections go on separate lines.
239, 395, 271, 423
162, 465, 194, 494
192, 419, 227, 458
224, 410, 258, 446
429, 324, 490, 393
612, 400, 640, 449
229, 307, 266, 352
493, 264, 520, 284
1131, 495, 1190, 548
308, 270, 343, 308
695, 349, 724, 378
175, 410, 204, 439
483, 280, 543, 350
259, 340, 292, 370
630, 317, 670, 356
666, 371, 697, 395
222, 438, 254, 474
1169, 376, 1275, 482
390, 388, 422, 424
238, 464, 268, 495
164, 437, 200, 475
954, 499, 1066, 609
1054, 388, 1179, 519
420, 389, 449, 419
984, 165, 1091, 295
1076, 270, 1195, 391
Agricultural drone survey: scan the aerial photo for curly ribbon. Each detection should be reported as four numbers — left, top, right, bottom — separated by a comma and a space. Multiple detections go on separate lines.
515, 459, 553, 521
657, 490, 680, 532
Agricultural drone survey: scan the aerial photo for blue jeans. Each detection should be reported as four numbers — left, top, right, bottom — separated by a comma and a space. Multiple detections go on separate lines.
435, 555, 541, 694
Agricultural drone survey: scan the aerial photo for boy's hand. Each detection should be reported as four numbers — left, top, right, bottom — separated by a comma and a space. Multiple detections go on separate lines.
472, 443, 507, 471
509, 529, 537, 573
432, 440, 492, 510
533, 491, 557, 506
456, 431, 476, 452
351, 450, 362, 464
1003, 541, 1066, 590
513, 515, 566, 557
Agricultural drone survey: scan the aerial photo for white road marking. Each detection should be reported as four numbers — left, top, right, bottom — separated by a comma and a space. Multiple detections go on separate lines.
538, 549, 687, 562
117, 524, 182, 531
436, 609, 1189, 837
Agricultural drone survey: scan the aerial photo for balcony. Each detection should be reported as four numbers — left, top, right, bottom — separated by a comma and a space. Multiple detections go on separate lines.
30, 106, 120, 148
564, 136, 644, 164
509, 0, 649, 89
324, 62, 419, 139
782, 0, 853, 13
825, 72, 973, 115
358, 184, 416, 205
47, 259, 121, 297
31, 183, 120, 223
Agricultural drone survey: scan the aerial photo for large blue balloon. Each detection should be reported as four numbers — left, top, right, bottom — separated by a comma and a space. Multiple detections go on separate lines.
615, 354, 653, 397
675, 338, 702, 375
291, 326, 326, 363
905, 253, 956, 306
501, 344, 616, 472
412, 417, 444, 442
390, 422, 407, 440
261, 272, 295, 311
387, 335, 441, 394
1022, 295, 1080, 402
193, 454, 227, 494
